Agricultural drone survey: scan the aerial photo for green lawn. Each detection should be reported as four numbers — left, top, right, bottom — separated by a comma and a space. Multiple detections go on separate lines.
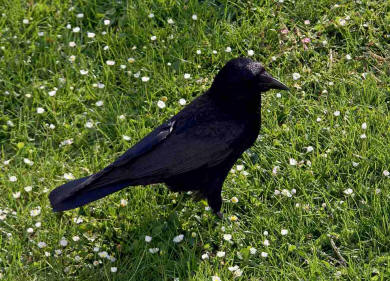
1, 0, 390, 280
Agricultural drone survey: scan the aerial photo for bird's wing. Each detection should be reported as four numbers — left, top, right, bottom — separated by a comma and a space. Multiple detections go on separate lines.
64, 120, 177, 193
92, 117, 245, 185
49, 116, 245, 212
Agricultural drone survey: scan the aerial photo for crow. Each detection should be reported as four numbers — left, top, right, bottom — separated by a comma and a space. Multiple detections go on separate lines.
49, 57, 289, 218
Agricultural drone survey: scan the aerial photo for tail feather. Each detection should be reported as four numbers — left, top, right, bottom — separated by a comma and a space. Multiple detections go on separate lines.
49, 176, 131, 212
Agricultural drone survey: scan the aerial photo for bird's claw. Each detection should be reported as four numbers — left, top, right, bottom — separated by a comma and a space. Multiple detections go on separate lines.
216, 212, 223, 219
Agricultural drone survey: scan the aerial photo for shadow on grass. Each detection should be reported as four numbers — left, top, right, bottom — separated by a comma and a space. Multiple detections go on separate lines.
40, 190, 204, 281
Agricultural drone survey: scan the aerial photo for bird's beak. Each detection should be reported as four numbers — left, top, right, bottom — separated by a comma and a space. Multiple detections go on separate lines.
259, 71, 289, 91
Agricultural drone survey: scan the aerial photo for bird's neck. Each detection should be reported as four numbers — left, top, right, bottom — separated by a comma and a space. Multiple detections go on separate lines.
207, 89, 262, 119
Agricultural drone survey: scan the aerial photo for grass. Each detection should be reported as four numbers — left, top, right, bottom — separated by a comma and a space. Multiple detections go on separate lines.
1, 0, 390, 280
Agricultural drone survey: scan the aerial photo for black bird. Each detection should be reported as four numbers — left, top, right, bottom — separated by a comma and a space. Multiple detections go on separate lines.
49, 57, 288, 218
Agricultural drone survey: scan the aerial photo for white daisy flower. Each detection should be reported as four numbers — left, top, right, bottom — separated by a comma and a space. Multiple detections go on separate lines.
37, 242, 47, 248
223, 234, 232, 241
281, 229, 288, 235
343, 188, 353, 195
216, 251, 225, 258
9, 176, 17, 182
289, 158, 297, 165
157, 100, 166, 109
148, 248, 159, 254
173, 234, 184, 243
64, 173, 75, 180
37, 107, 45, 114
60, 238, 68, 247
292, 73, 301, 80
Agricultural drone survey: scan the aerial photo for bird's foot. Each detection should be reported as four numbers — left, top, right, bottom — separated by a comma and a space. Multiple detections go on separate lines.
216, 211, 223, 219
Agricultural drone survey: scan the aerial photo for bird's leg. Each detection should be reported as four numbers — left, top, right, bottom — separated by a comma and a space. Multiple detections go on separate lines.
206, 187, 223, 219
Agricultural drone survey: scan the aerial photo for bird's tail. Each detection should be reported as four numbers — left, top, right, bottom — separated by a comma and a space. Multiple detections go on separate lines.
49, 175, 131, 212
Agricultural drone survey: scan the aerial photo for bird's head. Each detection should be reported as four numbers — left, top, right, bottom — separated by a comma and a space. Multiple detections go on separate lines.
210, 57, 289, 102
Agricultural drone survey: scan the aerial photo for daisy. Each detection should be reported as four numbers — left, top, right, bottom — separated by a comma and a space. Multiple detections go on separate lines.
9, 176, 17, 182
292, 73, 301, 80
289, 158, 297, 165
173, 234, 184, 243
37, 107, 45, 114
37, 242, 47, 248
216, 251, 225, 257
157, 100, 166, 109
343, 188, 353, 195
145, 236, 152, 242
149, 248, 159, 254
223, 234, 232, 241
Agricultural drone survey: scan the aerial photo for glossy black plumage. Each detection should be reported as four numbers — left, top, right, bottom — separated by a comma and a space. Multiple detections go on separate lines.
49, 57, 288, 217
